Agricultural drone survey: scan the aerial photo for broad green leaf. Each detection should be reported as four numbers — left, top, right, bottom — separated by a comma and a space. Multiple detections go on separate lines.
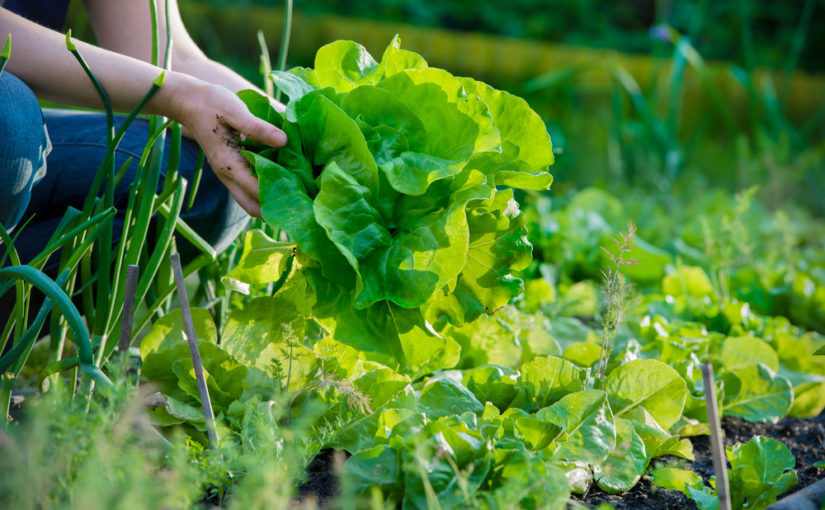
249, 152, 352, 283
171, 343, 247, 412
522, 278, 556, 312
547, 317, 593, 350
727, 436, 798, 509
631, 417, 694, 461
375, 34, 427, 78
377, 68, 500, 160
727, 436, 797, 494
344, 445, 401, 497
537, 390, 616, 465
402, 417, 492, 509
339, 84, 428, 153
594, 417, 647, 493
314, 161, 391, 272
379, 152, 466, 196
558, 280, 600, 317
291, 90, 379, 193
221, 296, 318, 390
663, 265, 715, 300
443, 314, 521, 369
563, 342, 602, 368
356, 205, 468, 309
650, 467, 704, 495
511, 356, 584, 412
375, 408, 426, 446
432, 190, 531, 325
774, 332, 825, 417
462, 365, 519, 411
329, 413, 383, 454
458, 76, 554, 171
604, 359, 687, 430
501, 408, 561, 450
237, 89, 285, 126
488, 456, 570, 509
140, 308, 219, 390
309, 270, 460, 373
353, 368, 411, 410
224, 229, 295, 287
312, 40, 379, 89
652, 467, 720, 510
147, 394, 206, 429
687, 486, 721, 510
722, 364, 793, 423
269, 70, 317, 102
418, 377, 484, 419
720, 336, 779, 371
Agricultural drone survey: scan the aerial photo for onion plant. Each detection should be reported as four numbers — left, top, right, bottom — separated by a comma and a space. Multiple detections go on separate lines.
0, 0, 217, 423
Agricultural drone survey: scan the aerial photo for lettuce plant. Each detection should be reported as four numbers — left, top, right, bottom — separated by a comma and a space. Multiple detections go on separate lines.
237, 36, 554, 372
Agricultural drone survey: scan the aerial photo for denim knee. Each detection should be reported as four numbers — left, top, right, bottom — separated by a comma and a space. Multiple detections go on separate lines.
0, 72, 50, 231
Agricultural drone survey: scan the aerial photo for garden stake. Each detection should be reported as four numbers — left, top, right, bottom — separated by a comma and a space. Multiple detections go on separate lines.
170, 253, 219, 447
117, 265, 139, 355
702, 361, 731, 510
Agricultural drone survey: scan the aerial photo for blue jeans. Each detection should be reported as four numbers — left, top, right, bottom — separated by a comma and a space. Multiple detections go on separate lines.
0, 71, 249, 270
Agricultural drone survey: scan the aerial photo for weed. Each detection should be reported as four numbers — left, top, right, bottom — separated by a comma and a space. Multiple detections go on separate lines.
595, 222, 638, 380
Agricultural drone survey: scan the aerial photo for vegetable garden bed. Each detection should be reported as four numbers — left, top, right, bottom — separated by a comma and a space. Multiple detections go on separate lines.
2, 12, 825, 510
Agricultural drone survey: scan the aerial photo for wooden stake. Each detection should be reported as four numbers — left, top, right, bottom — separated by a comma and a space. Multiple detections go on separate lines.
117, 265, 139, 355
702, 361, 731, 510
170, 253, 218, 447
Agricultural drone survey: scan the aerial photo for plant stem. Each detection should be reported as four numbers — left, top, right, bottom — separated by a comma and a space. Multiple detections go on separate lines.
275, 0, 293, 103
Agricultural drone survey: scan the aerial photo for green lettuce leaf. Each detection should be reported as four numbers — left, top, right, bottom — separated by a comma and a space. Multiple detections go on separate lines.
224, 229, 295, 288
239, 37, 552, 370
722, 364, 793, 423
510, 356, 585, 412
727, 435, 798, 509
537, 390, 616, 465
604, 359, 688, 430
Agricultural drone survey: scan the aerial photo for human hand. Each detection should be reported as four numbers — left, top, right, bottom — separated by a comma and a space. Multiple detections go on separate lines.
171, 77, 286, 218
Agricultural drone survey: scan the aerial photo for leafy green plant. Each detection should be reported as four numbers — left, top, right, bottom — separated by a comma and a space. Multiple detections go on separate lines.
652, 435, 798, 510
0, 4, 220, 424
234, 35, 553, 372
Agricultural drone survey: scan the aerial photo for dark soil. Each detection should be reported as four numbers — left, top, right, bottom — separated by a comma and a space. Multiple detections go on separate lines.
577, 413, 825, 509
297, 448, 349, 507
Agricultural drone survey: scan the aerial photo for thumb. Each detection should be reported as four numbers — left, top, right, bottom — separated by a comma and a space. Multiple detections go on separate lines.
230, 110, 287, 148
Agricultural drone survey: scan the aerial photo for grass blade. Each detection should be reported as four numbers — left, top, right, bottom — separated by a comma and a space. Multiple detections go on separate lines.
0, 34, 10, 76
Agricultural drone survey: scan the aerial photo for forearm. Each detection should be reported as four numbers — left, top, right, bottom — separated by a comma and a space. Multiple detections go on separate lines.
2, 4, 286, 218
0, 8, 194, 121
174, 52, 262, 95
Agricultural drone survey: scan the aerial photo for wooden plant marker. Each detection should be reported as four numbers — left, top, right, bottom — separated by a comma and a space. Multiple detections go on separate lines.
702, 361, 731, 510
117, 264, 139, 355
170, 253, 219, 447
